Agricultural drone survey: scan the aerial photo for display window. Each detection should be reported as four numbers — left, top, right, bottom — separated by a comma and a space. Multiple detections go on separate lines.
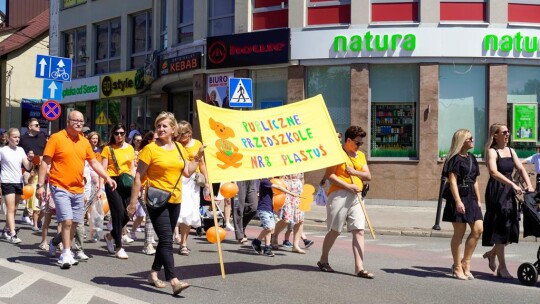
507, 65, 540, 157
438, 64, 486, 159
94, 99, 121, 140
370, 64, 418, 158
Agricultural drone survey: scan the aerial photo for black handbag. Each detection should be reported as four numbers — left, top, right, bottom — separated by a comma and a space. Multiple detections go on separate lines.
109, 146, 134, 195
146, 143, 185, 209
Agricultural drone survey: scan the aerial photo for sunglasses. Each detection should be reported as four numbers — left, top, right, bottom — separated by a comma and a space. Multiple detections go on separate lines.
467, 137, 474, 141
114, 131, 125, 136
499, 130, 510, 135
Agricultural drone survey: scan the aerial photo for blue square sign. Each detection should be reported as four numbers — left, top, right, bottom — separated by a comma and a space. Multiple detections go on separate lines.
42, 79, 63, 101
35, 55, 72, 82
228, 78, 253, 108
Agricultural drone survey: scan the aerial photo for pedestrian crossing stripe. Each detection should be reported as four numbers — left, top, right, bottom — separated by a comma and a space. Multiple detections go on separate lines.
229, 78, 253, 108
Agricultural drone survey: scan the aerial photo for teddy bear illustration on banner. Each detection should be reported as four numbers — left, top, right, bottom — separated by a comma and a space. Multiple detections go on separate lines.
209, 118, 243, 169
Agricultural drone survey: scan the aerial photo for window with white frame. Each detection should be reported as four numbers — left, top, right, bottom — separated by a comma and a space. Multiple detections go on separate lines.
64, 27, 87, 78
178, 0, 194, 44
95, 19, 121, 74
131, 11, 152, 69
208, 0, 234, 37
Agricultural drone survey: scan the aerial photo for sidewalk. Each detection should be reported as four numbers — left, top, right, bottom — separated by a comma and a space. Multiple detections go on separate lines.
252, 199, 540, 242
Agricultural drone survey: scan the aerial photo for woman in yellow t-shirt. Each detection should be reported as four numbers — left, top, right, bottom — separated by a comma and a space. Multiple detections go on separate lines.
175, 120, 209, 256
127, 112, 204, 295
317, 125, 374, 279
100, 123, 135, 260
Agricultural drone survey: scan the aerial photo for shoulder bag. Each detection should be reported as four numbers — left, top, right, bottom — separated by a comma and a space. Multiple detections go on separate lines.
109, 146, 134, 196
146, 143, 185, 209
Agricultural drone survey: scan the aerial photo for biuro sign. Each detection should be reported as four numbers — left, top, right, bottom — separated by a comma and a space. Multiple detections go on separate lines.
197, 95, 346, 183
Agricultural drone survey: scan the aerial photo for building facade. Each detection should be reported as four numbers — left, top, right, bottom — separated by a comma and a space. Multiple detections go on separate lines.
54, 0, 540, 201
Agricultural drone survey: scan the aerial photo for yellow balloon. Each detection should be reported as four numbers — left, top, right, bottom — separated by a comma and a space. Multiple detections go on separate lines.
299, 184, 316, 212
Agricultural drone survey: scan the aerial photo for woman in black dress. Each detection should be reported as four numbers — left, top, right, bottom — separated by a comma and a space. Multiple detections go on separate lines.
482, 123, 533, 279
442, 129, 482, 280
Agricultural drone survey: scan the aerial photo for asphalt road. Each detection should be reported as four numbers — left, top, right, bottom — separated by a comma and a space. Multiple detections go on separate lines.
0, 218, 539, 304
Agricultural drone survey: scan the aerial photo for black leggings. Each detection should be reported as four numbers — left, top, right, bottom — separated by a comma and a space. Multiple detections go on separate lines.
105, 182, 130, 248
148, 203, 180, 281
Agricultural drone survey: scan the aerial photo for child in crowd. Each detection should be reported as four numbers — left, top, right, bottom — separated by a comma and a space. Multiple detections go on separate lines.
252, 177, 297, 257
282, 224, 314, 249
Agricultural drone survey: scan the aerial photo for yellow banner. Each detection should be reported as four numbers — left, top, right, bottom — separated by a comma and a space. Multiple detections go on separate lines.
198, 95, 346, 183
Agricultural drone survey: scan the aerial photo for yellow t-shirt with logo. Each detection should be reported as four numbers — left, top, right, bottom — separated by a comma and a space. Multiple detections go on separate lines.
328, 149, 366, 195
138, 142, 187, 204
101, 144, 135, 176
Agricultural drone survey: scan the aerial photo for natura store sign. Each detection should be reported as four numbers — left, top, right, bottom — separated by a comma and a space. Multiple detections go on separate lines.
291, 28, 540, 60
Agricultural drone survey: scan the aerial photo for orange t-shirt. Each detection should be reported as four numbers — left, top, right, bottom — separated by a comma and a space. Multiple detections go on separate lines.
328, 149, 366, 195
44, 129, 95, 194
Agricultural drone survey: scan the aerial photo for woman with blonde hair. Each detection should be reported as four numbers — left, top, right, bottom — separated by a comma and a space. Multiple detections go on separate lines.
128, 112, 204, 295
441, 129, 482, 280
175, 120, 209, 255
482, 123, 533, 279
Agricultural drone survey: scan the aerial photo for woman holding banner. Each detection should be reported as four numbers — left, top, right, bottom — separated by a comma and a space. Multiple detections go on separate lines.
317, 125, 373, 279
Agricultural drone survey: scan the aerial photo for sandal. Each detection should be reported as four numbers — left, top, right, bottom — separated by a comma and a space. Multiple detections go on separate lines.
172, 281, 190, 295
147, 275, 166, 288
179, 246, 190, 256
317, 261, 335, 273
357, 269, 374, 279
238, 237, 248, 244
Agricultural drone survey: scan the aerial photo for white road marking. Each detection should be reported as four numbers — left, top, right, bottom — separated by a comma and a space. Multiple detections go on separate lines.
0, 258, 150, 303
378, 243, 416, 248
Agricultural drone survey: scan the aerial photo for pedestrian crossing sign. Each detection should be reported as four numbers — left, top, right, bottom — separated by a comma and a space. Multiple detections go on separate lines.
95, 111, 111, 125
228, 78, 253, 108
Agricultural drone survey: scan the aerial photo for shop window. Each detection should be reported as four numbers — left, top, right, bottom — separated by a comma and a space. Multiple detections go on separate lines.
253, 0, 288, 31
507, 65, 540, 157
171, 92, 193, 125
95, 19, 121, 74
252, 68, 288, 109
370, 64, 418, 158
63, 27, 87, 78
509, 1, 540, 23
94, 99, 121, 140
306, 66, 351, 135
208, 0, 234, 37
371, 0, 418, 23
177, 0, 194, 44
160, 0, 168, 49
131, 11, 153, 69
130, 95, 163, 133
440, 1, 486, 22
307, 0, 351, 26
438, 65, 486, 159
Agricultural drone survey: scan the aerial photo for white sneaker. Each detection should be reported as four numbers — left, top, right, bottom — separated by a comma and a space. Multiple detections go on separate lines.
75, 251, 89, 261
129, 231, 138, 241
8, 235, 21, 244
104, 234, 115, 254
122, 234, 134, 244
1, 231, 10, 240
136, 227, 143, 232
142, 244, 156, 255
21, 216, 32, 225
69, 254, 79, 266
57, 253, 72, 269
48, 239, 57, 257
150, 237, 157, 245
225, 223, 235, 232
115, 248, 128, 259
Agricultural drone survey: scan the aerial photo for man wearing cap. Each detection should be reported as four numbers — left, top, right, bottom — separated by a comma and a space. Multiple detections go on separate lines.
523, 144, 540, 191
82, 127, 91, 135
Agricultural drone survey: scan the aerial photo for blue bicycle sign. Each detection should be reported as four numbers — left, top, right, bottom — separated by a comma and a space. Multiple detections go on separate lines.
35, 55, 72, 82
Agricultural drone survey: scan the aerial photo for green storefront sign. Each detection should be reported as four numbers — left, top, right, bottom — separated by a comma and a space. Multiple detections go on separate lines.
513, 103, 537, 142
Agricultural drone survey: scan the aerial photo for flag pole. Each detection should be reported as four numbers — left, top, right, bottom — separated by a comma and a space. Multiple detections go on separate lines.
206, 181, 226, 278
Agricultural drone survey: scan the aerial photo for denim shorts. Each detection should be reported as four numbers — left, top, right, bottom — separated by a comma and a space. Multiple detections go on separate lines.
50, 185, 84, 223
257, 210, 276, 230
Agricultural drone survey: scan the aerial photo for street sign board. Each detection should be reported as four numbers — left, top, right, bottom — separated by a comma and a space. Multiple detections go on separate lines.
41, 100, 62, 121
228, 78, 253, 108
42, 79, 63, 100
35, 54, 72, 82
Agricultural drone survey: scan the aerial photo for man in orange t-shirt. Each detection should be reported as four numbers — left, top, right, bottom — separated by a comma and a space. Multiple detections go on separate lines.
36, 110, 116, 269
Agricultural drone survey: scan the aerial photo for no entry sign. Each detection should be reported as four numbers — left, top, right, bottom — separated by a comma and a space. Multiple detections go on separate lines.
41, 100, 61, 121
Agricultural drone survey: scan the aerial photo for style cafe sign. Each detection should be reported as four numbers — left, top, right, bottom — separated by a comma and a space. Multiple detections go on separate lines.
293, 28, 540, 59
206, 28, 289, 69
100, 71, 137, 98
197, 95, 345, 183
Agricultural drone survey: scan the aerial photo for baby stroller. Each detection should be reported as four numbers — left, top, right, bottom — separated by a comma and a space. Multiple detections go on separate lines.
517, 191, 540, 286
195, 185, 226, 237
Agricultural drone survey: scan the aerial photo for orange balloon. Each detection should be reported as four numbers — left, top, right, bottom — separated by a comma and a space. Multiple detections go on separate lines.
206, 226, 227, 243
21, 185, 34, 200
273, 193, 286, 211
299, 184, 316, 212
220, 182, 239, 199
102, 198, 110, 214
270, 178, 287, 195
